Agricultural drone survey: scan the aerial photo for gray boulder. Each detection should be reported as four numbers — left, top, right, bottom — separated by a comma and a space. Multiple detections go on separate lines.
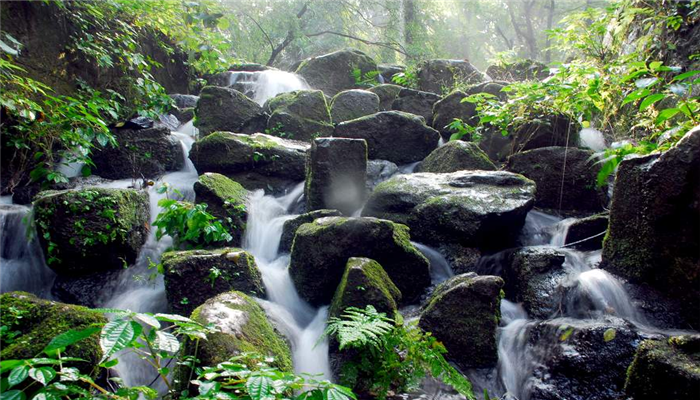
391, 88, 441, 122
295, 49, 378, 96
366, 159, 398, 191
329, 257, 402, 318
419, 273, 504, 368
506, 147, 608, 212
305, 138, 367, 215
170, 94, 199, 108
279, 209, 342, 254
194, 86, 267, 136
485, 59, 550, 82
417, 59, 487, 94
369, 84, 403, 111
431, 91, 477, 139
289, 216, 431, 306
417, 140, 496, 173
264, 90, 333, 142
193, 173, 249, 246
334, 111, 440, 164
565, 214, 609, 251
363, 171, 535, 249
330, 89, 380, 123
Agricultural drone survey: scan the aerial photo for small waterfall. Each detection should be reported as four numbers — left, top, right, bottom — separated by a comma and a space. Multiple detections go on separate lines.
229, 70, 309, 105
243, 184, 332, 379
412, 242, 454, 284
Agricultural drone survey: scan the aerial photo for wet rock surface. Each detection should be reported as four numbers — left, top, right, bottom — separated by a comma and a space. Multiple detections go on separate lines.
279, 209, 342, 254
417, 59, 487, 93
417, 140, 497, 173
264, 89, 334, 142
194, 173, 249, 246
296, 49, 378, 96
194, 86, 267, 136
330, 89, 380, 124
329, 257, 402, 318
391, 88, 441, 122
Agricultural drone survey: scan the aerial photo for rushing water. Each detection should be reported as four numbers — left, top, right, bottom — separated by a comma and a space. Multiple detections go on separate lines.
229, 70, 309, 105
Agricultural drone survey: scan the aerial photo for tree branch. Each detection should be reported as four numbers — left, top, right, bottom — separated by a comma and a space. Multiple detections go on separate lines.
265, 0, 312, 66
304, 30, 409, 56
242, 12, 275, 52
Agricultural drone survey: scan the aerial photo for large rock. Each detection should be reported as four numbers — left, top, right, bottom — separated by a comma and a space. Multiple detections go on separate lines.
329, 257, 402, 318
194, 86, 267, 136
51, 270, 122, 308
186, 291, 292, 372
333, 111, 440, 164
163, 248, 265, 316
189, 132, 309, 193
366, 159, 398, 191
377, 64, 405, 82
485, 59, 550, 82
625, 335, 700, 400
264, 90, 334, 142
363, 171, 535, 249
0, 292, 105, 377
330, 89, 380, 123
511, 114, 580, 154
418, 273, 504, 368
564, 214, 608, 251
170, 93, 199, 108
506, 147, 608, 212
431, 90, 477, 139
602, 127, 700, 326
279, 209, 342, 253
194, 173, 249, 246
289, 217, 431, 306
92, 123, 183, 180
368, 84, 403, 111
295, 49, 378, 96
391, 88, 441, 122
417, 59, 487, 94
305, 138, 367, 215
417, 140, 496, 173
33, 188, 149, 275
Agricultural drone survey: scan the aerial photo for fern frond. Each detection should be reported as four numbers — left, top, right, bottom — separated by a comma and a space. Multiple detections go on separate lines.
324, 305, 394, 351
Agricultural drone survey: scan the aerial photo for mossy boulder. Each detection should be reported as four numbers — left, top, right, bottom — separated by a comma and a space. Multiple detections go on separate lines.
368, 84, 402, 111
362, 171, 535, 249
417, 59, 486, 94
0, 292, 105, 377
506, 146, 608, 212
485, 59, 550, 82
333, 111, 440, 164
194, 173, 249, 246
330, 89, 380, 124
185, 291, 292, 372
602, 127, 700, 327
194, 86, 267, 136
418, 273, 504, 368
391, 88, 441, 122
417, 140, 496, 173
264, 90, 334, 142
366, 159, 399, 191
511, 114, 581, 154
305, 138, 367, 215
329, 257, 402, 318
430, 90, 477, 139
625, 335, 700, 400
289, 216, 430, 306
295, 49, 378, 96
279, 209, 342, 253
163, 248, 265, 316
189, 132, 309, 193
33, 188, 149, 275
92, 123, 184, 180
565, 213, 609, 251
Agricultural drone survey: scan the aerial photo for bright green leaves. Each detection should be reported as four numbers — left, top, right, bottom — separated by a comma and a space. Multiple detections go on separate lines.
0, 390, 25, 400
8, 365, 29, 387
42, 327, 101, 357
246, 375, 274, 400
99, 319, 142, 364
324, 306, 393, 351
28, 367, 56, 386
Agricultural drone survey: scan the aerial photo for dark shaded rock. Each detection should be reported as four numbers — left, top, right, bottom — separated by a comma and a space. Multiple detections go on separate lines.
330, 89, 380, 124
33, 188, 149, 275
437, 243, 481, 275
625, 335, 700, 400
506, 147, 607, 212
171, 107, 194, 123
170, 94, 199, 108
368, 84, 403, 111
417, 59, 487, 94
194, 173, 249, 246
279, 209, 343, 254
511, 114, 581, 154
377, 64, 405, 82
419, 273, 504, 368
417, 140, 496, 173
52, 270, 122, 308
564, 214, 608, 250
92, 123, 183, 180
602, 127, 700, 327
466, 81, 509, 101
363, 171, 535, 249
334, 111, 440, 164
264, 90, 333, 142
296, 49, 378, 96
486, 60, 550, 82
305, 138, 367, 215
289, 216, 431, 306
391, 88, 441, 122
0, 292, 106, 378
366, 159, 398, 191
163, 248, 265, 316
431, 90, 477, 139
194, 86, 267, 136
189, 132, 309, 193
329, 257, 402, 318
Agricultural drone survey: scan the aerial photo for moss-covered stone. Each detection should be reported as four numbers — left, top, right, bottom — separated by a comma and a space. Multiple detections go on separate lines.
33, 188, 149, 275
430, 90, 477, 140
0, 292, 105, 377
329, 257, 402, 318
163, 248, 265, 316
330, 89, 380, 124
418, 273, 503, 368
194, 86, 267, 136
417, 140, 496, 173
279, 209, 342, 253
264, 90, 334, 142
194, 173, 249, 246
391, 88, 441, 122
295, 49, 378, 96
188, 291, 292, 371
625, 335, 700, 400
368, 84, 402, 111
289, 216, 430, 306
485, 59, 550, 82
417, 59, 486, 94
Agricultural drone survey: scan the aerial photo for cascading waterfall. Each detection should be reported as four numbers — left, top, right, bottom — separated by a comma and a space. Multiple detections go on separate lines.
229, 70, 309, 105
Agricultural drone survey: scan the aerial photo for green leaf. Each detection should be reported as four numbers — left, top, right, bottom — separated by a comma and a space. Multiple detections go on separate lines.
655, 108, 681, 124
198, 381, 220, 396
134, 313, 161, 329
153, 331, 180, 353
0, 360, 23, 374
638, 93, 665, 111
32, 393, 58, 400
8, 366, 29, 387
635, 77, 658, 88
28, 367, 56, 386
0, 390, 25, 400
603, 328, 617, 342
154, 313, 196, 324
0, 39, 18, 55
246, 375, 273, 400
43, 327, 101, 356
325, 387, 350, 400
559, 327, 574, 341
99, 320, 142, 364
672, 70, 700, 82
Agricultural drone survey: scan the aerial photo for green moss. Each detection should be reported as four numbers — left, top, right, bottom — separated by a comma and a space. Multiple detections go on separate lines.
197, 173, 248, 205
329, 257, 402, 318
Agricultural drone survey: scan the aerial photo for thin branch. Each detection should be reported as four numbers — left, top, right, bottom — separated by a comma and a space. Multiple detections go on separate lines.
242, 12, 275, 52
304, 30, 409, 56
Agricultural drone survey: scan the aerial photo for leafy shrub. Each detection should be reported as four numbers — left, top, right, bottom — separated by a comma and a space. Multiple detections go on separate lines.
153, 199, 233, 249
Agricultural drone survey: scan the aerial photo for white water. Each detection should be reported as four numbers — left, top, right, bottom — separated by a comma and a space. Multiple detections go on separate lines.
229, 70, 309, 105
412, 242, 454, 284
